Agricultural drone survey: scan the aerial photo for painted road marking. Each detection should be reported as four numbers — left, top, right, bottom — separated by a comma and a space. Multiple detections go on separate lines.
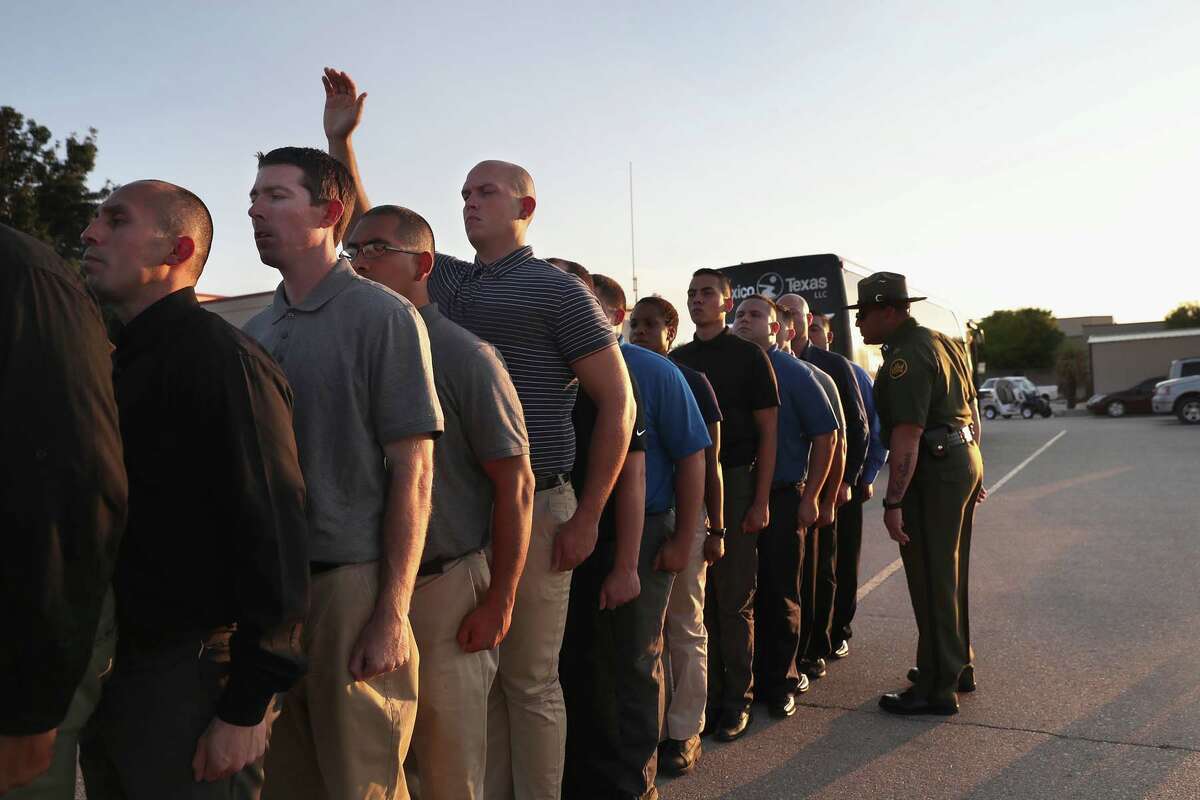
856, 429, 1068, 602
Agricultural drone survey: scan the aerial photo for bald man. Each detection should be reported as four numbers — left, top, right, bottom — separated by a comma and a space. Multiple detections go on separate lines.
775, 293, 868, 677
77, 181, 309, 799
323, 69, 634, 799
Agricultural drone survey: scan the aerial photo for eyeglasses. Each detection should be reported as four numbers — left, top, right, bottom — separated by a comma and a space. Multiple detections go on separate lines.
340, 243, 424, 261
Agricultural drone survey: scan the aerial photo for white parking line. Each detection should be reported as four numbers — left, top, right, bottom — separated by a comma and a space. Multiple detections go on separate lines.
856, 429, 1068, 602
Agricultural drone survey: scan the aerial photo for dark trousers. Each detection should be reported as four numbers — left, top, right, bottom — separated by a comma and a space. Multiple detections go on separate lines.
754, 486, 805, 699
80, 629, 251, 800
561, 511, 675, 799
831, 486, 866, 645
900, 444, 983, 702
799, 518, 837, 663
704, 465, 756, 715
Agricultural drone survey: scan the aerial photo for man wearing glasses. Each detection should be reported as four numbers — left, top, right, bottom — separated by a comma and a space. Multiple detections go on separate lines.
342, 205, 534, 800
321, 68, 634, 800
244, 147, 444, 800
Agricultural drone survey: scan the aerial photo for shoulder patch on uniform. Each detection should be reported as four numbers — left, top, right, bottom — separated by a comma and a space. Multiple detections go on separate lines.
889, 359, 908, 379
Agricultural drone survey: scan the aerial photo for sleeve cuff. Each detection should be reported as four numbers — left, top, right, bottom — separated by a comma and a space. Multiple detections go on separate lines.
216, 674, 275, 727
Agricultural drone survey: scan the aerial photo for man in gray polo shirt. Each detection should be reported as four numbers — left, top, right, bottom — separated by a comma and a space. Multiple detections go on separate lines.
244, 147, 443, 800
322, 68, 635, 800
344, 204, 534, 800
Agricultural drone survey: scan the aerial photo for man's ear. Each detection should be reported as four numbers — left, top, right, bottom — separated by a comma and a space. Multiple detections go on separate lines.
721, 295, 734, 312
613, 307, 626, 327
416, 251, 435, 282
769, 320, 780, 336
667, 325, 678, 347
165, 235, 196, 269
784, 326, 796, 342
320, 198, 345, 231
518, 196, 536, 220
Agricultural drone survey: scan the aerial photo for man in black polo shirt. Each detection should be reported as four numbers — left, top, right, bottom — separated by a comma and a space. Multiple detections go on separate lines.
776, 293, 869, 680
321, 68, 635, 800
671, 268, 778, 743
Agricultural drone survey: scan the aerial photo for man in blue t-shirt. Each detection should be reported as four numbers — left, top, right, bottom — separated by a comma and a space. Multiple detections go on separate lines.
808, 313, 888, 660
778, 292, 868, 679
734, 295, 838, 718
555, 267, 710, 798
629, 295, 724, 776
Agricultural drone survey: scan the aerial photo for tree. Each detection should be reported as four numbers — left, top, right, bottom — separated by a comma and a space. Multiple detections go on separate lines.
977, 308, 1065, 370
1, 106, 112, 262
1165, 302, 1200, 330
1055, 341, 1090, 408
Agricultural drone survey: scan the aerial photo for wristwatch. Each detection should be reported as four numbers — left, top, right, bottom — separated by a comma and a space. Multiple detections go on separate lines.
882, 499, 903, 511
706, 526, 727, 539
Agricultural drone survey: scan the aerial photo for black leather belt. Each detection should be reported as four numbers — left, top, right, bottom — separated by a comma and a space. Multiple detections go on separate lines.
310, 560, 347, 576
535, 472, 570, 492
771, 480, 805, 494
417, 550, 481, 577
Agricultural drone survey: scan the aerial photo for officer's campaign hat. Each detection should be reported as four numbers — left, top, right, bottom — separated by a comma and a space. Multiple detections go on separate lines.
844, 272, 927, 309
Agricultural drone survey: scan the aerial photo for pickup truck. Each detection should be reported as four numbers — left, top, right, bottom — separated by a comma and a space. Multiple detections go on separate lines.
1152, 357, 1200, 424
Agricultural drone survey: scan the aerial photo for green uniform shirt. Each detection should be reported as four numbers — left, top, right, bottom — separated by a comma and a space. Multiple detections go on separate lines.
873, 317, 976, 441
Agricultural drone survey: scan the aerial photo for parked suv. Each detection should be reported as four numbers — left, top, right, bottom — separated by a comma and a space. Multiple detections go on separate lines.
1152, 357, 1200, 424
1087, 376, 1165, 417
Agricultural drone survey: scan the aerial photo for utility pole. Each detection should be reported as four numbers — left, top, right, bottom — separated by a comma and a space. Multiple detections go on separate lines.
629, 161, 638, 301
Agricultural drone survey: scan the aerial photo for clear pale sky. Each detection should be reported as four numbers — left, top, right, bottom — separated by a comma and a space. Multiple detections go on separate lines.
7, 1, 1197, 336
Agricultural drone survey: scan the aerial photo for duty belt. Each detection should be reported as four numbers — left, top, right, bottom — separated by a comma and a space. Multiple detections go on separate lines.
945, 425, 975, 446
922, 425, 975, 459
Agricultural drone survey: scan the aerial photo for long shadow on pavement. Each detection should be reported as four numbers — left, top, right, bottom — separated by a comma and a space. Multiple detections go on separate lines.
659, 698, 932, 799
959, 659, 1200, 800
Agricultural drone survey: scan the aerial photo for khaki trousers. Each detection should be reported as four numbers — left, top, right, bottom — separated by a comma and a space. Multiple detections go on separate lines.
485, 482, 576, 800
263, 562, 419, 800
408, 553, 497, 800
662, 508, 709, 740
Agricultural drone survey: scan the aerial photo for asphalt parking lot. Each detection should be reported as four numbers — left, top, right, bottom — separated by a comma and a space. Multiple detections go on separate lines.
71, 413, 1197, 799
659, 411, 1200, 799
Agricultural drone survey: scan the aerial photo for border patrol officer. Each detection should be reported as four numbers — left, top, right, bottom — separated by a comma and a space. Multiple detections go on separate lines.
848, 272, 984, 716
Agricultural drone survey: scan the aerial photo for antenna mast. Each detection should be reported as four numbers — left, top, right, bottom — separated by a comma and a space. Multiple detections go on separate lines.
629, 161, 638, 301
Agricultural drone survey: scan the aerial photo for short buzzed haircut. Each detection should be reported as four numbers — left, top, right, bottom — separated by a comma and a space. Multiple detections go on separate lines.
474, 160, 536, 198
742, 293, 778, 318
634, 295, 679, 333
592, 274, 626, 313
256, 147, 357, 243
547, 258, 595, 294
359, 205, 436, 253
811, 313, 831, 331
127, 180, 214, 277
692, 267, 732, 298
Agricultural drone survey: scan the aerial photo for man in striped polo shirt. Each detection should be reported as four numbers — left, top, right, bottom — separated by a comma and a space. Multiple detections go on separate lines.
322, 68, 636, 800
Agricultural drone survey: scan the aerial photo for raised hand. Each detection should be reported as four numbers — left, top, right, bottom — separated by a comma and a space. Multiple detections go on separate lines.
322, 67, 366, 142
